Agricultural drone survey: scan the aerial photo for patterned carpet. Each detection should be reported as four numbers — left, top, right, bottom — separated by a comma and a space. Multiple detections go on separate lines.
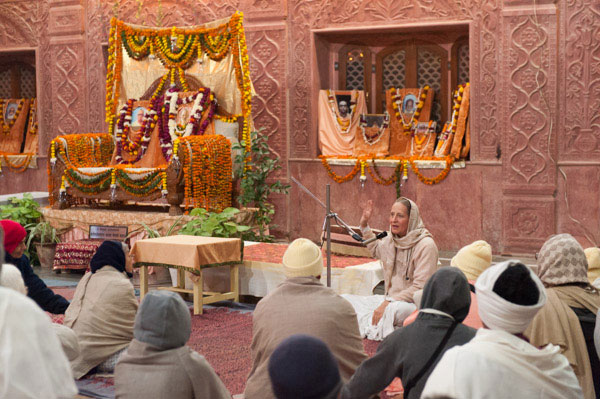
49, 286, 385, 398
244, 242, 375, 268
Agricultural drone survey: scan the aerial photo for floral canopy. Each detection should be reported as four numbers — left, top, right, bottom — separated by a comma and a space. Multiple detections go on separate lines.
105, 11, 253, 155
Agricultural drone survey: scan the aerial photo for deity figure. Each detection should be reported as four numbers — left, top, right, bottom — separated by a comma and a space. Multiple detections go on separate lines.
338, 100, 350, 119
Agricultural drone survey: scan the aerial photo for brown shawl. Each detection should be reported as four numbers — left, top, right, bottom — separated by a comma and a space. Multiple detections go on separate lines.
244, 276, 366, 399
64, 266, 138, 378
527, 233, 600, 399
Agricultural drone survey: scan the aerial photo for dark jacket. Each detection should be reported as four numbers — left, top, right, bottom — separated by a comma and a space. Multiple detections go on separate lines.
5, 253, 69, 314
341, 267, 477, 399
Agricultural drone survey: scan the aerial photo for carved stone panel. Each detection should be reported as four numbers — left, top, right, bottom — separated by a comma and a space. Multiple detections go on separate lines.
502, 9, 557, 188
560, 0, 600, 159
503, 197, 555, 252
49, 5, 84, 35
0, 1, 39, 48
49, 39, 87, 136
246, 26, 287, 178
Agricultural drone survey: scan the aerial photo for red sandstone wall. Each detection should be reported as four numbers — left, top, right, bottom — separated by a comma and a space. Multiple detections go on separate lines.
0, 0, 598, 255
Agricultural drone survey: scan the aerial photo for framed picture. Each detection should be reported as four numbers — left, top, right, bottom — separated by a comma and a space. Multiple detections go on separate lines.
402, 94, 417, 114
4, 101, 18, 121
131, 107, 147, 129
335, 94, 351, 118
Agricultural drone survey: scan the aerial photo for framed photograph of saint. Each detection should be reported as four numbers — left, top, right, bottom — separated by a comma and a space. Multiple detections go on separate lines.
176, 106, 192, 126
335, 94, 351, 119
402, 94, 417, 114
4, 101, 18, 121
131, 107, 147, 130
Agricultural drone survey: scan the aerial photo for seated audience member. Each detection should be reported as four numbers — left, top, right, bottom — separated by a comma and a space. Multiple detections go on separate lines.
1, 219, 69, 313
343, 198, 439, 340
115, 290, 230, 399
64, 240, 138, 379
585, 247, 600, 289
342, 268, 476, 399
0, 286, 78, 399
269, 334, 342, 399
405, 240, 492, 329
526, 234, 600, 399
0, 257, 80, 362
244, 238, 367, 399
422, 261, 583, 399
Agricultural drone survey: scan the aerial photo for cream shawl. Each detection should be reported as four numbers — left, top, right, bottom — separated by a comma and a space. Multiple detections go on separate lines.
364, 198, 438, 302
64, 265, 138, 378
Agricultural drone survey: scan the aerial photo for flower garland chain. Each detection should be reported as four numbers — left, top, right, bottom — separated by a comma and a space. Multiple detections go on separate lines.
390, 86, 429, 135
319, 155, 361, 183
177, 134, 232, 212
367, 158, 403, 186
27, 98, 37, 135
0, 153, 32, 173
408, 155, 454, 185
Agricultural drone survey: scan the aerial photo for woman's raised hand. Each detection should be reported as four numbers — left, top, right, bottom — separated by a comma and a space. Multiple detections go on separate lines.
360, 199, 374, 228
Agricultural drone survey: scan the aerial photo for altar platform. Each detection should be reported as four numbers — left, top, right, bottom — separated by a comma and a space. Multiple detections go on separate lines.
41, 207, 384, 297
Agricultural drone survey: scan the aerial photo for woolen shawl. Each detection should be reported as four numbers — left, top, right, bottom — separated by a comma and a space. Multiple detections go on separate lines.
537, 234, 589, 286
0, 287, 77, 398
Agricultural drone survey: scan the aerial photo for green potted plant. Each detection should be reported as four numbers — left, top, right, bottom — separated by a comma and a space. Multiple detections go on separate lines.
0, 193, 43, 263
25, 221, 62, 269
178, 207, 251, 238
233, 130, 290, 242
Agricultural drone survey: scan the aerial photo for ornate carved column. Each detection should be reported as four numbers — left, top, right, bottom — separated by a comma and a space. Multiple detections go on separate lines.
48, 0, 87, 137
501, 0, 558, 253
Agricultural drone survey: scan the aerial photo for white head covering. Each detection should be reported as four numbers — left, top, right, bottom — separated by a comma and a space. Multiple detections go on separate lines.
0, 287, 78, 398
0, 263, 27, 295
475, 260, 547, 334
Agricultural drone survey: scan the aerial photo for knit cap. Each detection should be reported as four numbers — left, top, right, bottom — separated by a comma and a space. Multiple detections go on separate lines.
584, 247, 600, 284
0, 220, 26, 255
282, 238, 323, 278
268, 334, 341, 399
451, 240, 492, 281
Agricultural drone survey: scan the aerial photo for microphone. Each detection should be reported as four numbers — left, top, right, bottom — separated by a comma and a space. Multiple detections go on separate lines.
362, 231, 388, 245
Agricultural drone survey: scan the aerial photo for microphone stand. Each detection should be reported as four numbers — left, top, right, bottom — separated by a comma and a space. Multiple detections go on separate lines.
291, 177, 362, 287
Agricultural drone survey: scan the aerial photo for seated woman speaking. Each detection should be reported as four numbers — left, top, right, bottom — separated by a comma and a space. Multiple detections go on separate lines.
64, 240, 138, 379
343, 197, 439, 340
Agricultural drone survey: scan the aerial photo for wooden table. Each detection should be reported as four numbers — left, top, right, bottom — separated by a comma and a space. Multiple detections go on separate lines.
132, 235, 242, 315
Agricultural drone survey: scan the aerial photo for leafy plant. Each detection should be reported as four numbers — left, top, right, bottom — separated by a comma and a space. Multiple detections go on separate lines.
139, 216, 184, 238
178, 207, 250, 238
25, 221, 61, 249
0, 193, 43, 263
0, 193, 42, 227
233, 130, 290, 241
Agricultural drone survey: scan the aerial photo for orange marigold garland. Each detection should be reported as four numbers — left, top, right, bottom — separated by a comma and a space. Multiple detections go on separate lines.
408, 155, 454, 185
178, 134, 232, 212
319, 155, 361, 183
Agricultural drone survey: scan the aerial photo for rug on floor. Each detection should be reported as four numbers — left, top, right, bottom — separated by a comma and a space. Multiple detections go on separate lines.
49, 287, 390, 398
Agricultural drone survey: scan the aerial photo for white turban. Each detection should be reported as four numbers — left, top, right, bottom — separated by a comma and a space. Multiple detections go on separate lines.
475, 260, 546, 334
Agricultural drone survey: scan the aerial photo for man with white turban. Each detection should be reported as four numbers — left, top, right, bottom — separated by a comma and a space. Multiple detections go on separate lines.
422, 261, 583, 399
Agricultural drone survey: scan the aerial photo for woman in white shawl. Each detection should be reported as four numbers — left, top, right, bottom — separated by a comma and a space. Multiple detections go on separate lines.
0, 285, 78, 399
64, 240, 138, 378
343, 197, 439, 340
